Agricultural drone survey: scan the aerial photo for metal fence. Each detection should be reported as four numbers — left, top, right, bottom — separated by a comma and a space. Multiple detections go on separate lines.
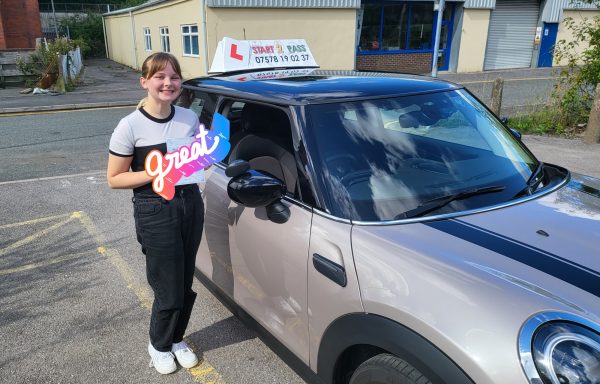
38, 3, 123, 13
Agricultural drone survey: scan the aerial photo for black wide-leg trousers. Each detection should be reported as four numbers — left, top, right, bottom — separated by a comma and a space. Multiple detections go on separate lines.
133, 185, 204, 352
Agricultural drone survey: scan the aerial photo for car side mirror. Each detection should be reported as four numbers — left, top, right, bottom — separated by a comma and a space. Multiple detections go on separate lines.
227, 170, 289, 223
500, 117, 522, 140
227, 170, 284, 207
266, 201, 290, 224
225, 159, 251, 177
510, 128, 522, 140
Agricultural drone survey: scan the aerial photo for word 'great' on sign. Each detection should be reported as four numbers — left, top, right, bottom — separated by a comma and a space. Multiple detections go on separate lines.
144, 113, 231, 200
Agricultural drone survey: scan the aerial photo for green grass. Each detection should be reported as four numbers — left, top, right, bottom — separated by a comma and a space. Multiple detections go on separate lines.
507, 107, 590, 138
507, 109, 562, 136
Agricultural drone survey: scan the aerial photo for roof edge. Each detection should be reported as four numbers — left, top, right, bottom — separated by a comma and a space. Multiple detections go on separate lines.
102, 0, 171, 16
207, 0, 360, 8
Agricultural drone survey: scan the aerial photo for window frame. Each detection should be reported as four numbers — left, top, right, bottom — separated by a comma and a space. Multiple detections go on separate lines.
159, 26, 170, 53
357, 1, 454, 56
181, 24, 200, 57
214, 97, 316, 204
143, 27, 152, 52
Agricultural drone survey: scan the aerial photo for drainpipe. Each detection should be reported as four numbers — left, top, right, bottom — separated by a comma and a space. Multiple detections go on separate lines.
200, 0, 209, 75
431, 0, 445, 77
130, 10, 139, 69
102, 15, 109, 59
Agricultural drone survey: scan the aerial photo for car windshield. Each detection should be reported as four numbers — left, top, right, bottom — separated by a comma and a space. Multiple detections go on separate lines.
306, 89, 541, 221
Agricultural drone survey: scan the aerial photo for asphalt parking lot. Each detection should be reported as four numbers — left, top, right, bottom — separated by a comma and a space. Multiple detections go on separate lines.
0, 172, 306, 384
0, 108, 305, 384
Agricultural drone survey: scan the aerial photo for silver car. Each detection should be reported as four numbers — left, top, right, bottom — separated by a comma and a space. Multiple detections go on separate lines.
180, 70, 600, 384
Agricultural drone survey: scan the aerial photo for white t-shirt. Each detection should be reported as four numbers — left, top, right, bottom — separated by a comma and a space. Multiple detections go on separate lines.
109, 105, 199, 194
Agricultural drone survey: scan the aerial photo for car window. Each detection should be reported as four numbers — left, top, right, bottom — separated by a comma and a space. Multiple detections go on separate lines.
177, 89, 218, 128
378, 98, 490, 150
220, 100, 300, 198
306, 89, 539, 221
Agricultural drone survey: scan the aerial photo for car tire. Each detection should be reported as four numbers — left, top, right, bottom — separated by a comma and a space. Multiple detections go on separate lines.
349, 353, 432, 384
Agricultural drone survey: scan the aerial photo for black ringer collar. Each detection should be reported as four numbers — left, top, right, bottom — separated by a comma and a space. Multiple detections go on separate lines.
139, 105, 175, 123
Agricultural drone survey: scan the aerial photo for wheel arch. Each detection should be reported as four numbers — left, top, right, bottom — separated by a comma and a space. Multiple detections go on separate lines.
316, 313, 474, 384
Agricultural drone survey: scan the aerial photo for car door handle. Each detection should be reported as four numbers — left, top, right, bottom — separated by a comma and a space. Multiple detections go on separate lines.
312, 253, 347, 287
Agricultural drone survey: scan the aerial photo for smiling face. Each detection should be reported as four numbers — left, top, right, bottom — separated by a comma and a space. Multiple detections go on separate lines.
140, 62, 182, 105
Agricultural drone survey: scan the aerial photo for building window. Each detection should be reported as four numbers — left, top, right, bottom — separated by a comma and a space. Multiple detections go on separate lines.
358, 2, 451, 53
160, 27, 170, 53
143, 27, 152, 51
181, 24, 199, 56
408, 3, 434, 50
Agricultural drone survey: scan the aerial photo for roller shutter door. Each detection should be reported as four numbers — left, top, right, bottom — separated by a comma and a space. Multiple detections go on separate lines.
484, 0, 540, 70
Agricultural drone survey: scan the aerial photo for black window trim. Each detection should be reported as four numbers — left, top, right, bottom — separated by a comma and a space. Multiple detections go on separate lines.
214, 97, 317, 205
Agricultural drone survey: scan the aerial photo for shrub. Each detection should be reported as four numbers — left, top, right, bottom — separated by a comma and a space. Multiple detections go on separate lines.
552, 0, 600, 131
15, 38, 79, 88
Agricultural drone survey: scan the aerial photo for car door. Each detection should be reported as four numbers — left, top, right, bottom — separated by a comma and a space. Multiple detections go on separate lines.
196, 98, 311, 364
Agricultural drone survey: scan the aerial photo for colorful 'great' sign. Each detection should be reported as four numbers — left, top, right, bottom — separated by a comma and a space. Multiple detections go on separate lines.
144, 113, 230, 200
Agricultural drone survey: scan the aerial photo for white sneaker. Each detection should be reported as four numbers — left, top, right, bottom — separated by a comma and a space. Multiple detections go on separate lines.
148, 342, 177, 374
171, 341, 199, 368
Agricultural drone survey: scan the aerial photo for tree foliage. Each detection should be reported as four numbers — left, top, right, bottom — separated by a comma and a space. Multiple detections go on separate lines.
553, 0, 600, 130
59, 13, 104, 58
119, 0, 147, 6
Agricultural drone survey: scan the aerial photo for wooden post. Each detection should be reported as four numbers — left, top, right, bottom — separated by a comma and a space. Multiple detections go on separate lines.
54, 53, 66, 93
584, 83, 600, 144
490, 78, 504, 116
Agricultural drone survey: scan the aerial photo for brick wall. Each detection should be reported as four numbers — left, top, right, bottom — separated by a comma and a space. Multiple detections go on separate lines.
0, 10, 5, 48
0, 0, 42, 49
356, 53, 432, 74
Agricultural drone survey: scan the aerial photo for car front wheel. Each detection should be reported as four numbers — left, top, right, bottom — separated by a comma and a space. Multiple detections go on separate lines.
349, 353, 432, 384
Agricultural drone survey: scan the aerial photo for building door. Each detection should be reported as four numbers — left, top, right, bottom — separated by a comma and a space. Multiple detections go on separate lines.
484, 0, 540, 70
433, 4, 455, 71
538, 22, 558, 67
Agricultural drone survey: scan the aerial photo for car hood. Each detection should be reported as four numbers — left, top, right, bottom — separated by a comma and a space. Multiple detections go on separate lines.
442, 175, 600, 280
441, 173, 600, 287
351, 173, 600, 384
353, 173, 600, 308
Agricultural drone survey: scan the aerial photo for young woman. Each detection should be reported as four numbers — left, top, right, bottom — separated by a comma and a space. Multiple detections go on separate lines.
107, 52, 203, 375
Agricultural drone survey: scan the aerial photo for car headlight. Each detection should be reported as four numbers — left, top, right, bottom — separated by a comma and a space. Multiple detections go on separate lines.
519, 312, 600, 384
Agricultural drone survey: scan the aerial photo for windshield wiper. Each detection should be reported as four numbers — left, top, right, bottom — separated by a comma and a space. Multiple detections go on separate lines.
395, 185, 506, 220
513, 162, 545, 198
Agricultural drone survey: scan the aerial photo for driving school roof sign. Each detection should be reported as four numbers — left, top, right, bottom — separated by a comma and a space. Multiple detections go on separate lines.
209, 37, 319, 73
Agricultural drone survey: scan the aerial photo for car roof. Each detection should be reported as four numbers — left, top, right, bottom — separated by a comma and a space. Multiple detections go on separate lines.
183, 70, 461, 105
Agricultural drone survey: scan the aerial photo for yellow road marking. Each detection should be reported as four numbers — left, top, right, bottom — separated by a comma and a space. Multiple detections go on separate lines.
0, 211, 225, 383
0, 105, 134, 117
0, 249, 96, 276
183, 335, 226, 383
75, 211, 153, 310
189, 361, 226, 383
77, 211, 225, 382
0, 214, 74, 257
457, 76, 557, 85
0, 212, 71, 230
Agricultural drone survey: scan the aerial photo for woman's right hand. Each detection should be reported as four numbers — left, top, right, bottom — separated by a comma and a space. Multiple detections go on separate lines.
106, 154, 154, 189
